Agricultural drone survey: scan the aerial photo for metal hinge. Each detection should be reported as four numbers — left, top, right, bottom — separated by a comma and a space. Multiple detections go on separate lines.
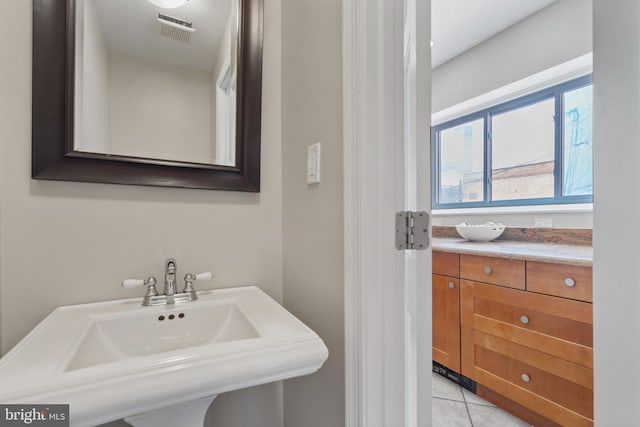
395, 211, 430, 250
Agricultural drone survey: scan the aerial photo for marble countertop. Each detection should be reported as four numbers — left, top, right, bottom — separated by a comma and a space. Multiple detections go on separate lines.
432, 237, 593, 267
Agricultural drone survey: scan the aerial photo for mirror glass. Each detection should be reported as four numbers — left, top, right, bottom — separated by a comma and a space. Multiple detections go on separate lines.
74, 0, 238, 166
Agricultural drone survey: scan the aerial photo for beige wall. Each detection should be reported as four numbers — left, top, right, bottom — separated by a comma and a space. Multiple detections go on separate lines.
0, 0, 282, 426
281, 1, 345, 426
109, 52, 214, 163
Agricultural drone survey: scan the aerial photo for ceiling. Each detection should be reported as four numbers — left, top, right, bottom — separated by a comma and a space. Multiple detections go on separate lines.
431, 0, 559, 68
88, 0, 558, 73
89, 0, 233, 72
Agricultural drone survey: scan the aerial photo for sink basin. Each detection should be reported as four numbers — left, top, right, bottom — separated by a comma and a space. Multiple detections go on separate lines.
66, 300, 260, 371
0, 286, 328, 426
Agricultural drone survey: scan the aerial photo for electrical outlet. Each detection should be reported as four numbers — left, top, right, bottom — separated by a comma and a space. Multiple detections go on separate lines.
534, 217, 552, 228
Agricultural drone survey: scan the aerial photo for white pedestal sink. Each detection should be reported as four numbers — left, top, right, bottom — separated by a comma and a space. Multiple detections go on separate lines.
124, 396, 217, 427
0, 287, 328, 427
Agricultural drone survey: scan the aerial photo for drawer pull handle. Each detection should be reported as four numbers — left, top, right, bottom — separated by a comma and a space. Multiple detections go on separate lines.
448, 282, 455, 289
521, 373, 531, 383
520, 315, 529, 325
564, 278, 576, 287
484, 267, 492, 274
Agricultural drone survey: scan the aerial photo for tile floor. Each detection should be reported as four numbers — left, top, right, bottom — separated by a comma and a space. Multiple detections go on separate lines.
432, 372, 532, 427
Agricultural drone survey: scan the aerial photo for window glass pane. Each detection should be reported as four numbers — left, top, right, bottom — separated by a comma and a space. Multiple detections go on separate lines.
491, 99, 555, 201
439, 119, 484, 204
563, 85, 593, 196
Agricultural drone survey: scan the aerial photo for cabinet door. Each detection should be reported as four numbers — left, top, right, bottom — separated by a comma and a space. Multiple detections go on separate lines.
460, 280, 593, 368
432, 274, 460, 372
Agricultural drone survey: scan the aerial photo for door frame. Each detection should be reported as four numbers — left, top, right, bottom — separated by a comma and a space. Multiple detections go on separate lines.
343, 0, 431, 425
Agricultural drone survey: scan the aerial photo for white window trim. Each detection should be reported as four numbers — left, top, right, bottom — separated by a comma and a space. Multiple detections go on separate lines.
432, 53, 593, 126
433, 203, 593, 217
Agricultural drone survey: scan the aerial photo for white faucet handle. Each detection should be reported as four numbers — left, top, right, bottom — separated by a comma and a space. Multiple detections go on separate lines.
183, 272, 212, 299
195, 272, 213, 281
122, 276, 157, 289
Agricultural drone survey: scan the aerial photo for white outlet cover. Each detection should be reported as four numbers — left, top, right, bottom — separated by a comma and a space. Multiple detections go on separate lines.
534, 217, 553, 228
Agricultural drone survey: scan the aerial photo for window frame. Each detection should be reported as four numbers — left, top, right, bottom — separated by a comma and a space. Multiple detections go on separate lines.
431, 75, 593, 209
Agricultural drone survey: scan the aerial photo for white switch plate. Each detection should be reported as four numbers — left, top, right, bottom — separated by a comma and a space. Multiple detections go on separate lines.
534, 217, 553, 228
307, 143, 321, 184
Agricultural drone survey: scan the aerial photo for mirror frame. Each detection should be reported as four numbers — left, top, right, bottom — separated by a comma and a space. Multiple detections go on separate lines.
32, 0, 263, 192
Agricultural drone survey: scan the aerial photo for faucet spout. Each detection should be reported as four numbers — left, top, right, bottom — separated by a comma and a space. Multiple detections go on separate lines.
123, 258, 207, 306
164, 258, 177, 297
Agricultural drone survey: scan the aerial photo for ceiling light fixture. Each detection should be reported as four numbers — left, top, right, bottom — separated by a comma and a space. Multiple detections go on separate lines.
430, 40, 435, 47
147, 0, 189, 9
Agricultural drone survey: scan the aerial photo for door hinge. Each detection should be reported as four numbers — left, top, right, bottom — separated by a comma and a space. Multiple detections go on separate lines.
395, 211, 430, 250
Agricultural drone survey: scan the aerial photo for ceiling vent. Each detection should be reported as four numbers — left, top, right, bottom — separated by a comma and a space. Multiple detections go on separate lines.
158, 13, 195, 42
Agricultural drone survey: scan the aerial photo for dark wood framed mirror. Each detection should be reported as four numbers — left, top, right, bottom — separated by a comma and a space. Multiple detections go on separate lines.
32, 0, 263, 191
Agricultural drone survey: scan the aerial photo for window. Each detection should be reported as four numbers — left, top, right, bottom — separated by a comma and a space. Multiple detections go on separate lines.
432, 76, 593, 209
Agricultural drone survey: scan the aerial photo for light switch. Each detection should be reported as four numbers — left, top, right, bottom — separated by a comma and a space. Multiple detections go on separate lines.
307, 143, 321, 184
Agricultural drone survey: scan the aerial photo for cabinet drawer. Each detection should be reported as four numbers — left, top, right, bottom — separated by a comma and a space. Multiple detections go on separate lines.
527, 261, 592, 302
433, 251, 459, 277
461, 280, 593, 368
460, 254, 525, 289
470, 331, 593, 426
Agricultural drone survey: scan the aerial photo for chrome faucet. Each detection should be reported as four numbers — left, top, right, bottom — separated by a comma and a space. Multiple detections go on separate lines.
121, 258, 213, 306
164, 258, 178, 297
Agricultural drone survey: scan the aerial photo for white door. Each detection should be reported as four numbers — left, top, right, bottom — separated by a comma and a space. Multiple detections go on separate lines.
343, 0, 431, 426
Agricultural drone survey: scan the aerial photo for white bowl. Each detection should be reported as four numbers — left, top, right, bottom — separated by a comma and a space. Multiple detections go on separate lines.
455, 222, 505, 242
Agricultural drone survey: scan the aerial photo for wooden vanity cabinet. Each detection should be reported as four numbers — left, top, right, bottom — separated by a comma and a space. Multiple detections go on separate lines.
432, 252, 460, 372
433, 250, 594, 427
460, 261, 593, 427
